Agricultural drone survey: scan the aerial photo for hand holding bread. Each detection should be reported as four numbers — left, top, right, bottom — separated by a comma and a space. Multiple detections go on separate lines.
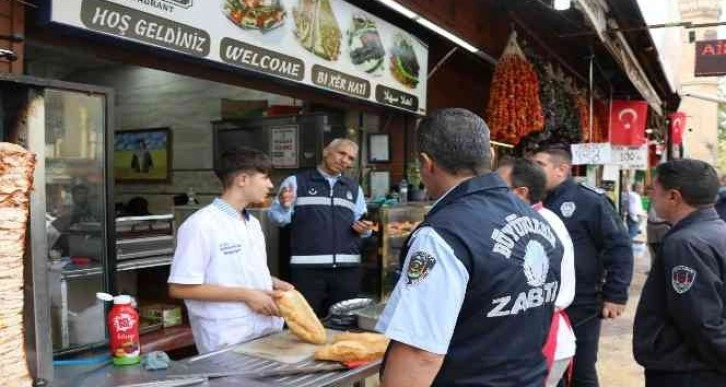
273, 289, 327, 344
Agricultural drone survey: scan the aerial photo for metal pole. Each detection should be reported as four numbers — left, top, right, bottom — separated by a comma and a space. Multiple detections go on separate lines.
428, 47, 459, 80
589, 55, 594, 142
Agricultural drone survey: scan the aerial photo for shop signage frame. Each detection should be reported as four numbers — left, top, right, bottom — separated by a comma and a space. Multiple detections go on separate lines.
46, 0, 429, 115
694, 39, 726, 77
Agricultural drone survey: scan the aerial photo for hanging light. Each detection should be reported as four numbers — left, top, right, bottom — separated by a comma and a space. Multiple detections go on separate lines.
554, 0, 571, 11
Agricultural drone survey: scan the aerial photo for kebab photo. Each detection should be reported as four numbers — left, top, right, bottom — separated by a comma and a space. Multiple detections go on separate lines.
389, 34, 420, 89
347, 14, 385, 75
223, 0, 286, 33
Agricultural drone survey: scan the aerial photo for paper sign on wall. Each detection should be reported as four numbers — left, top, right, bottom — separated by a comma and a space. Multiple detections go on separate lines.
571, 143, 611, 165
270, 125, 298, 168
612, 145, 648, 170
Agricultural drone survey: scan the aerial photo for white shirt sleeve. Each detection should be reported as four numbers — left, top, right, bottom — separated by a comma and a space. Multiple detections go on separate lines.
168, 219, 209, 285
375, 227, 469, 355
553, 219, 575, 310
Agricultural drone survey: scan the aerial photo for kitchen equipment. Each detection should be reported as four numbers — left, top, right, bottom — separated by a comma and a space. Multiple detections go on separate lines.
233, 329, 342, 364
354, 303, 386, 331
115, 215, 175, 261
322, 297, 375, 329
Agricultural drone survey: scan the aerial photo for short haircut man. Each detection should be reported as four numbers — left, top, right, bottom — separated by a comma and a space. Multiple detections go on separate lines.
510, 158, 548, 204
634, 159, 726, 387
214, 147, 272, 188
417, 108, 491, 176
378, 108, 563, 387
655, 159, 719, 208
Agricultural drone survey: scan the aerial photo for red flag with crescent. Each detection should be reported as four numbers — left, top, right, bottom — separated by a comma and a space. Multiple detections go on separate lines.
609, 100, 648, 146
669, 112, 686, 146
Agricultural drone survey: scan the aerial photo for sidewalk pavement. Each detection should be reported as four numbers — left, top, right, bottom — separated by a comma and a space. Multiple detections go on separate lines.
597, 241, 649, 386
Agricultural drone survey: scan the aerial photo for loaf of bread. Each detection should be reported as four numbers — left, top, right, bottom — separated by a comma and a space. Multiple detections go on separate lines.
333, 332, 388, 346
274, 290, 327, 345
314, 334, 389, 363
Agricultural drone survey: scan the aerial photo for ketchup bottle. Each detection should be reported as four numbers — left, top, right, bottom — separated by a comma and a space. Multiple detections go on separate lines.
107, 295, 141, 366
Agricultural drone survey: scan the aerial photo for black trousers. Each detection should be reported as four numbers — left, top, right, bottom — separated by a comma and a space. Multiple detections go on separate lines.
563, 305, 602, 387
289, 266, 362, 317
646, 370, 726, 387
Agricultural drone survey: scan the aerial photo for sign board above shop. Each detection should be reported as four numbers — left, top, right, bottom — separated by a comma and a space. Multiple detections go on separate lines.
48, 0, 429, 114
694, 39, 726, 77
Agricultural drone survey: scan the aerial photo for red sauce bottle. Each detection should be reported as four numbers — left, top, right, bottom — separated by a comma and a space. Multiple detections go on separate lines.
108, 295, 141, 366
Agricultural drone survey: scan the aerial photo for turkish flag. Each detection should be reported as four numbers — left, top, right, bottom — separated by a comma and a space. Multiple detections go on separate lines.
609, 100, 648, 146
669, 112, 686, 145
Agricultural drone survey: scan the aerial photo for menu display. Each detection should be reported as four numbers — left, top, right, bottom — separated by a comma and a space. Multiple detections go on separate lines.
50, 0, 428, 114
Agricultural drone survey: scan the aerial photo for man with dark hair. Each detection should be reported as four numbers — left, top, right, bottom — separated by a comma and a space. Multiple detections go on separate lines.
168, 146, 294, 353
499, 159, 577, 387
268, 138, 373, 317
634, 159, 726, 386
532, 144, 633, 387
377, 109, 563, 386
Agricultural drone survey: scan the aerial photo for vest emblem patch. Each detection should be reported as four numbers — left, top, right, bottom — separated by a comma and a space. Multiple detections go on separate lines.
672, 265, 696, 294
308, 188, 318, 196
523, 240, 549, 287
560, 202, 576, 218
406, 251, 436, 286
346, 191, 353, 200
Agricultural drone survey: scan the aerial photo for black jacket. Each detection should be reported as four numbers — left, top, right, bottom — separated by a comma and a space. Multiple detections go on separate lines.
634, 208, 726, 376
715, 192, 726, 222
543, 178, 633, 306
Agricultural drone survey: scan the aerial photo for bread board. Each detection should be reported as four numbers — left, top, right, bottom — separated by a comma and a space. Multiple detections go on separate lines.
233, 329, 342, 364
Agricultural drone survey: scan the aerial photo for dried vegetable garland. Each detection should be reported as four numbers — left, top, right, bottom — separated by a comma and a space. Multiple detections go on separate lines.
486, 32, 544, 144
575, 94, 610, 143
532, 60, 582, 144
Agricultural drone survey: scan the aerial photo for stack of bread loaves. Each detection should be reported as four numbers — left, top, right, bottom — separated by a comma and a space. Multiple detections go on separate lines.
0, 143, 36, 387
274, 290, 389, 363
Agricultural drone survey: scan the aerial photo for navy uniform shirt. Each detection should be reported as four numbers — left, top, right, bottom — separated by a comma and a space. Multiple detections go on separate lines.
543, 178, 633, 306
634, 208, 726, 376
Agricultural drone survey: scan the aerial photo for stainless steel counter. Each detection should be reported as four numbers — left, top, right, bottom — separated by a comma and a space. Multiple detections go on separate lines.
54, 344, 380, 387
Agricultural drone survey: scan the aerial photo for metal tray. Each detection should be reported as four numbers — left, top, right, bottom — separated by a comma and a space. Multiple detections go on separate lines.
353, 303, 386, 331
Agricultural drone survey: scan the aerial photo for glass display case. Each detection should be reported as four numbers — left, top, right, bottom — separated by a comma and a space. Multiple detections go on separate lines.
377, 203, 431, 299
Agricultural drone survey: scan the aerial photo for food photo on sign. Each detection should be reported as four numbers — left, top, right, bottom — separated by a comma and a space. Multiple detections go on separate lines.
222, 0, 287, 33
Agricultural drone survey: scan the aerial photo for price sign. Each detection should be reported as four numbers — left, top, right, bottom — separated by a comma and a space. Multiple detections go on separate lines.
571, 143, 612, 165
612, 145, 648, 169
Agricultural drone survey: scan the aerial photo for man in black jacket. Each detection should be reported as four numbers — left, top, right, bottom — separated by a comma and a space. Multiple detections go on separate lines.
532, 144, 633, 387
633, 159, 726, 386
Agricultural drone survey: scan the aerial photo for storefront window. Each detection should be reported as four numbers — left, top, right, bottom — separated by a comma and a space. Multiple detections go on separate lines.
45, 89, 108, 352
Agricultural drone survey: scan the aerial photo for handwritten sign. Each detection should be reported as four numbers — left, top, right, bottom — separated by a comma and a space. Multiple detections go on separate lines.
571, 143, 611, 165
270, 126, 298, 169
612, 145, 648, 169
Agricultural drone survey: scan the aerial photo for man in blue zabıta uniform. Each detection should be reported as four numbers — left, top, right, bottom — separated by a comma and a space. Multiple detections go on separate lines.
377, 108, 564, 386
532, 144, 633, 387
269, 138, 374, 317
634, 159, 726, 386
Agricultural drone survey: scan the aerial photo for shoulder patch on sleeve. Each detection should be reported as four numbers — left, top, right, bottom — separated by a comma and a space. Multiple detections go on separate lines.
672, 265, 697, 294
578, 182, 605, 195
406, 251, 437, 286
